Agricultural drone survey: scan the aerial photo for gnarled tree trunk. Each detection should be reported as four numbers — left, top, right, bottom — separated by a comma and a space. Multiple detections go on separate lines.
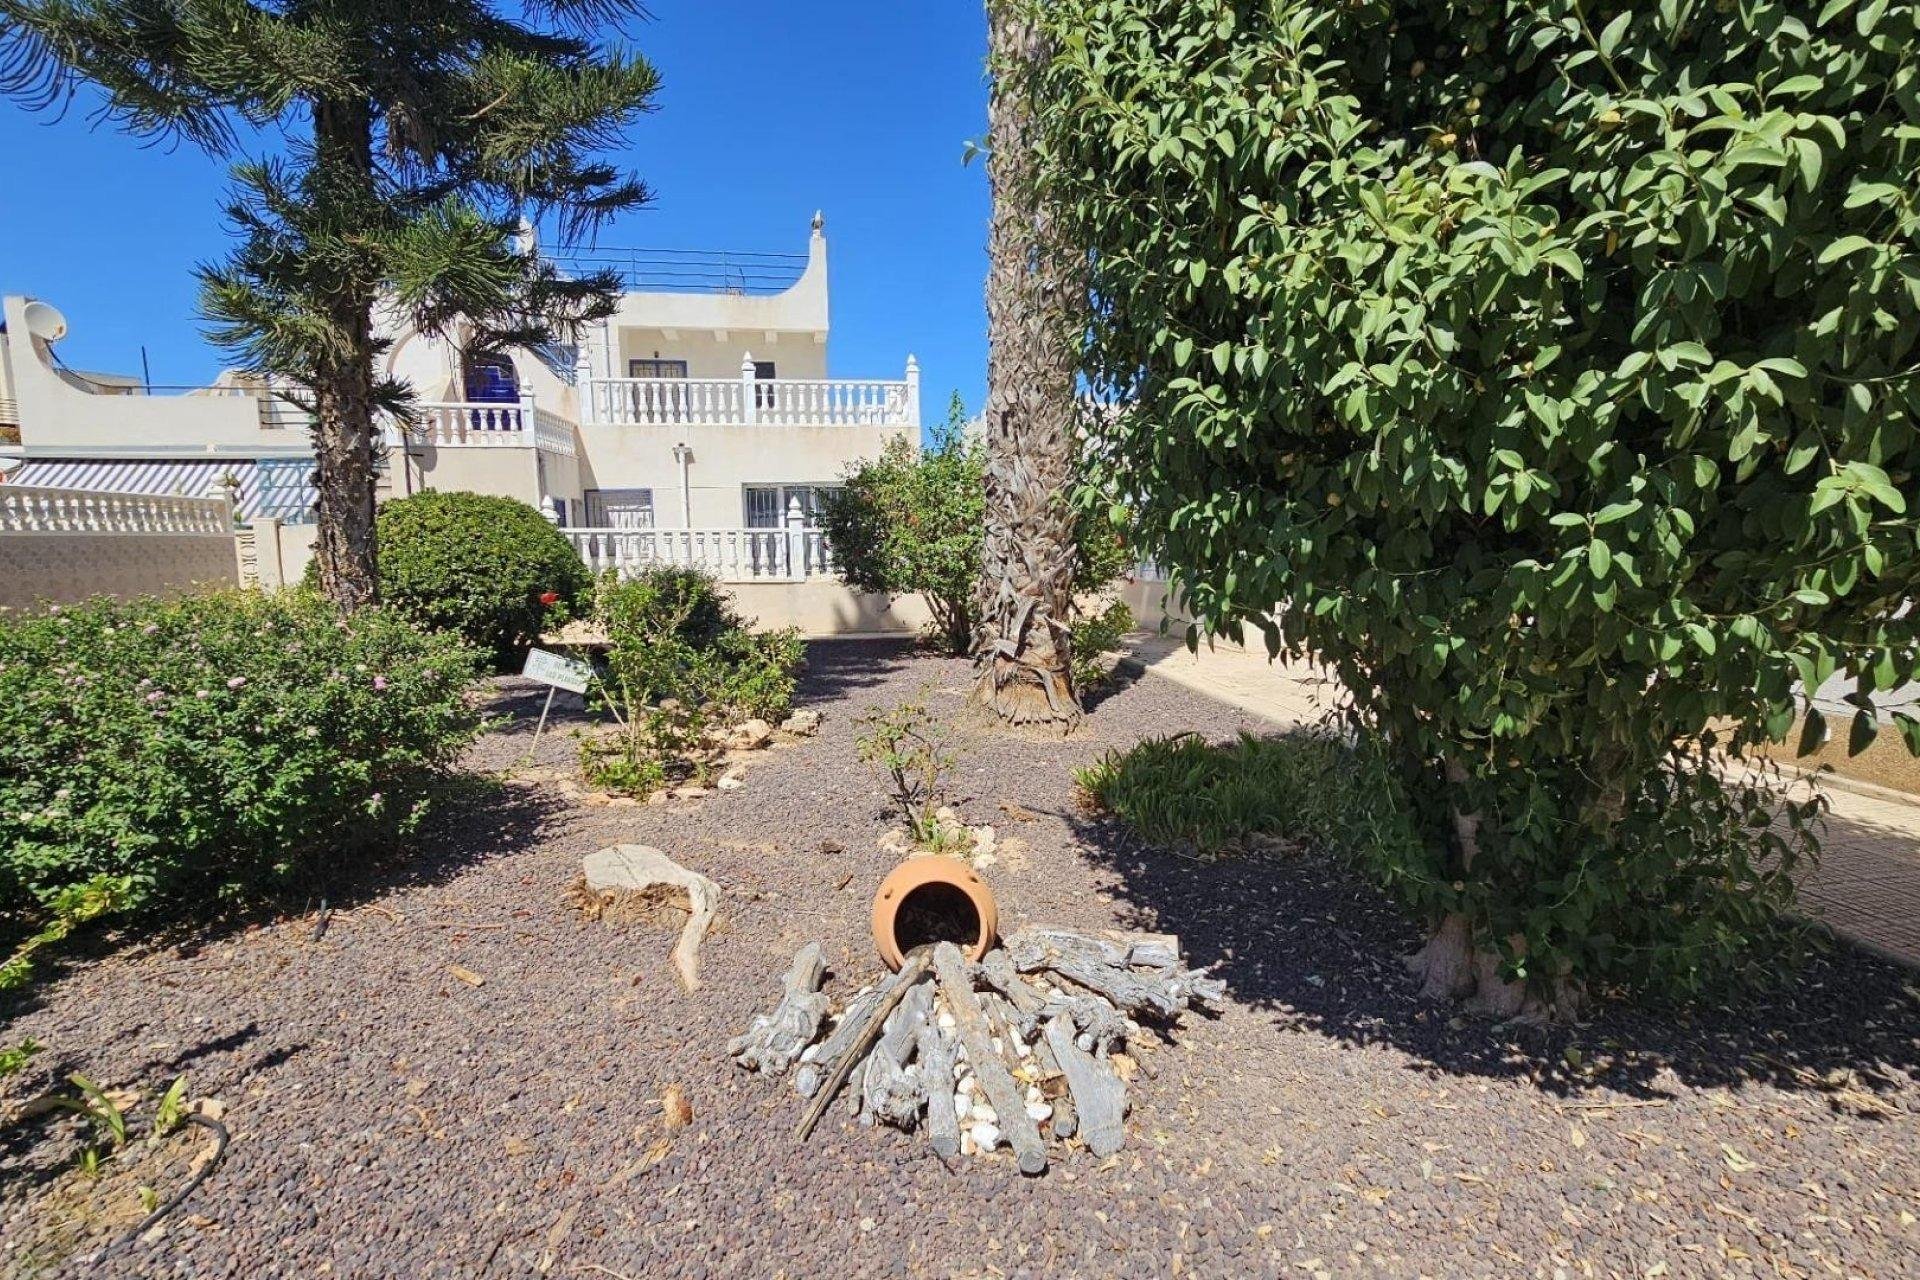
974, 0, 1081, 730
308, 97, 381, 611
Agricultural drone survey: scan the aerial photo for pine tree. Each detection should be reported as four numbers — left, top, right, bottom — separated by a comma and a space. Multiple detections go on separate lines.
0, 0, 660, 608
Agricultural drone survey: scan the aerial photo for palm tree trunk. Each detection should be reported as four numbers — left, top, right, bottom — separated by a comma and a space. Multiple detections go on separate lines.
974, 0, 1081, 730
308, 96, 381, 611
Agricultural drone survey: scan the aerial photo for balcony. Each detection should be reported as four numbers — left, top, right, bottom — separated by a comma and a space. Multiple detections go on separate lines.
384, 398, 577, 456
565, 525, 834, 581
582, 356, 919, 429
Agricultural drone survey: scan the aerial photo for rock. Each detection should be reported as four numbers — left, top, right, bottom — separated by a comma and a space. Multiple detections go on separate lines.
951, 1089, 969, 1117
968, 1102, 997, 1125
970, 825, 996, 856
934, 805, 961, 829
661, 1084, 693, 1130
961, 1131, 977, 1157
581, 845, 721, 991
608, 796, 640, 808
583, 792, 612, 807
731, 718, 774, 750
645, 791, 669, 806
1025, 1101, 1053, 1123
779, 709, 821, 736
877, 829, 912, 856
970, 1120, 1002, 1152
670, 786, 711, 800
957, 1075, 977, 1096
936, 1011, 957, 1031
717, 769, 746, 792
972, 851, 999, 870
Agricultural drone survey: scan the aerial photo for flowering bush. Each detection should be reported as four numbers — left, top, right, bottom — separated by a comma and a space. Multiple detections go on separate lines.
0, 590, 487, 928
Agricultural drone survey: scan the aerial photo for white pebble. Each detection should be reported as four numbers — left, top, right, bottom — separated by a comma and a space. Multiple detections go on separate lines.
970, 1120, 1002, 1152
799, 1043, 820, 1063
951, 1062, 967, 1081
1124, 1018, 1141, 1034
969, 1102, 998, 1125
957, 1075, 978, 1096
991, 1037, 1004, 1056
1024, 1085, 1043, 1105
1013, 1039, 1032, 1060
1025, 1101, 1053, 1123
936, 1011, 956, 1031
952, 1089, 969, 1117
1076, 1032, 1095, 1053
961, 1131, 977, 1157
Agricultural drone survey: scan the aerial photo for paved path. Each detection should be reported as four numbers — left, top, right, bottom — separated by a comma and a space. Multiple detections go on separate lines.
1122, 631, 1920, 968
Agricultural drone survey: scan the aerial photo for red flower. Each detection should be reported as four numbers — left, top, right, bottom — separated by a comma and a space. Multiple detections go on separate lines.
539, 591, 560, 606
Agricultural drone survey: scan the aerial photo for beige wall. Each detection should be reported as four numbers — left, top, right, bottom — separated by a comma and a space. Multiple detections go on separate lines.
0, 532, 241, 611
576, 421, 905, 527
613, 328, 826, 381
1120, 575, 1261, 650
722, 581, 931, 638
247, 519, 319, 589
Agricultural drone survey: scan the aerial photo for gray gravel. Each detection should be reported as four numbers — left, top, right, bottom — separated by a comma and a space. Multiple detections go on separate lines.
4, 639, 1919, 1278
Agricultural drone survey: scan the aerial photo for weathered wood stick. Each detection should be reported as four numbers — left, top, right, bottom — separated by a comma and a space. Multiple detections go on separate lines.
1044, 1014, 1126, 1157
1027, 1022, 1077, 1140
728, 942, 830, 1074
794, 984, 881, 1098
980, 948, 1047, 1033
1006, 928, 1180, 1017
880, 981, 932, 1065
933, 942, 1047, 1176
793, 948, 931, 1141
916, 1018, 961, 1159
859, 1041, 924, 1131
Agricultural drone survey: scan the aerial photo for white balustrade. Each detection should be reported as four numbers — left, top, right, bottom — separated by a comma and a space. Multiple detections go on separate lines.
564, 526, 835, 582
387, 399, 576, 457
0, 484, 233, 536
583, 375, 915, 427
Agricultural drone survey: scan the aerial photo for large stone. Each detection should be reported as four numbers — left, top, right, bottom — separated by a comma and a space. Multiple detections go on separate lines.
779, 708, 821, 736
581, 845, 721, 992
731, 718, 775, 750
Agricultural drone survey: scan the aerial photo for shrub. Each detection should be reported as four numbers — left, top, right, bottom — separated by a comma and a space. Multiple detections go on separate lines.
823, 392, 1132, 656
1031, 0, 1909, 1009
0, 590, 486, 927
370, 490, 588, 665
1070, 600, 1134, 693
1077, 731, 1423, 863
581, 569, 804, 795
855, 695, 963, 849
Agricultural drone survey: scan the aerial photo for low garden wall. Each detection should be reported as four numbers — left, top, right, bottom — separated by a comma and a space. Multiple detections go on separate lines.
0, 486, 242, 611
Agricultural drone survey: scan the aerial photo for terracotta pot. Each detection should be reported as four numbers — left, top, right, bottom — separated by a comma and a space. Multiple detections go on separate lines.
870, 856, 999, 971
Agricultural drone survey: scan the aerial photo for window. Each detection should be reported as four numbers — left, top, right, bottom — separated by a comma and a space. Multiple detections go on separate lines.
744, 484, 839, 527
753, 360, 777, 410
628, 358, 688, 378
587, 488, 655, 528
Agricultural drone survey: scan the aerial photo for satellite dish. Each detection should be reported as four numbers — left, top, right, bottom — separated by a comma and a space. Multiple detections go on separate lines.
22, 300, 67, 343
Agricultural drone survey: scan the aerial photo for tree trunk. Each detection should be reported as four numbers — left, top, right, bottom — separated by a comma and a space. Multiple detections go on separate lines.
308, 96, 381, 611
973, 0, 1082, 731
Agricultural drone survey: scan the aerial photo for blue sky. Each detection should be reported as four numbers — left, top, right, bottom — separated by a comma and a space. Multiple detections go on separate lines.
0, 2, 991, 417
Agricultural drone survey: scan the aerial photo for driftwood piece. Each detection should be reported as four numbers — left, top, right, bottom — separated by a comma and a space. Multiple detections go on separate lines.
859, 1043, 923, 1131
581, 844, 721, 991
794, 949, 932, 1141
881, 982, 933, 1065
933, 942, 1047, 1176
979, 949, 1047, 1034
1043, 993, 1130, 1057
728, 942, 830, 1074
1028, 1024, 1077, 1140
916, 1018, 962, 1158
1044, 1014, 1126, 1157
1007, 927, 1225, 1017
794, 985, 880, 1099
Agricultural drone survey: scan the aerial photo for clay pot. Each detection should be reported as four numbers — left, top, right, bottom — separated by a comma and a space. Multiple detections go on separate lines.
871, 856, 999, 971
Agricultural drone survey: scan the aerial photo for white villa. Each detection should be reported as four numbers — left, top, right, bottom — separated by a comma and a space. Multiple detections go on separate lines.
0, 214, 924, 617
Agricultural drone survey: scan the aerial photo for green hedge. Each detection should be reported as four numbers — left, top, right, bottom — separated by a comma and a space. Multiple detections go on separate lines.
370, 490, 588, 665
0, 590, 486, 925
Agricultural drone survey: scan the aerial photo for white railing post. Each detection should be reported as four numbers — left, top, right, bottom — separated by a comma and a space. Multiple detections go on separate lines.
784, 494, 805, 579
575, 346, 596, 424
741, 352, 758, 426
519, 392, 537, 439
904, 354, 921, 430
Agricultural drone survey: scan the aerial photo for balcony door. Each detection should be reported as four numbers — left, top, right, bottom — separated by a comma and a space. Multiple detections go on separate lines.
626, 358, 688, 423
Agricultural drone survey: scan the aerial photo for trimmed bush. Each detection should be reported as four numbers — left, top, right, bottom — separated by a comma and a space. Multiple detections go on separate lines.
371, 490, 588, 664
0, 589, 486, 926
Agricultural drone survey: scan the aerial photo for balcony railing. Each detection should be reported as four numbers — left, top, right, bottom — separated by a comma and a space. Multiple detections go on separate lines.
565, 526, 834, 581
0, 484, 233, 536
386, 399, 577, 457
582, 356, 920, 429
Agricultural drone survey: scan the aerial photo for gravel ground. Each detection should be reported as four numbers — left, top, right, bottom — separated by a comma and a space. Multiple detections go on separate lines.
4, 640, 1919, 1279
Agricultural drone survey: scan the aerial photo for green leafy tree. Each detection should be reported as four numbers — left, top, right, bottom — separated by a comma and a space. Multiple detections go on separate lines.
1033, 0, 1920, 1011
823, 394, 988, 654
0, 0, 659, 609
825, 392, 1132, 656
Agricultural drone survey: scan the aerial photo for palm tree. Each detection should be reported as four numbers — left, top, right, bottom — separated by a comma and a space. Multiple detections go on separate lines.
0, 0, 659, 609
975, 0, 1082, 729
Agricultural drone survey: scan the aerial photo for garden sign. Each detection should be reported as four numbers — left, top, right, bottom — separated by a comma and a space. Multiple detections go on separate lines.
521, 647, 596, 753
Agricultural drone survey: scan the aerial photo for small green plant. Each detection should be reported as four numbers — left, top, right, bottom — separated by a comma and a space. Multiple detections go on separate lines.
0, 1038, 42, 1079
1076, 731, 1422, 863
580, 569, 805, 796
856, 696, 961, 848
151, 1074, 189, 1142
62, 1073, 129, 1152
1071, 600, 1134, 694
1, 874, 130, 992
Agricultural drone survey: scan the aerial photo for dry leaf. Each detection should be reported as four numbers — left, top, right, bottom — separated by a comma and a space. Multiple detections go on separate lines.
661, 1084, 693, 1130
504, 1135, 533, 1157
1569, 1126, 1587, 1149
448, 965, 486, 987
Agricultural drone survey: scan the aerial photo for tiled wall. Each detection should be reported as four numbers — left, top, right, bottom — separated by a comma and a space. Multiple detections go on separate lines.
0, 532, 241, 612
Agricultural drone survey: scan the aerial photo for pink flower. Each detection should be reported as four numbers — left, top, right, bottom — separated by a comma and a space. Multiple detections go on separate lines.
227, 676, 247, 690
145, 691, 164, 703
372, 675, 389, 692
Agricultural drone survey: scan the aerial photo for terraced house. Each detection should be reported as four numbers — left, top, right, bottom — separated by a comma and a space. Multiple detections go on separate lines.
1, 214, 922, 602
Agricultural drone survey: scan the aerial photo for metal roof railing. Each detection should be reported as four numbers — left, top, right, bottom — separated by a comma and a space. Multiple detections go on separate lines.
549, 246, 809, 296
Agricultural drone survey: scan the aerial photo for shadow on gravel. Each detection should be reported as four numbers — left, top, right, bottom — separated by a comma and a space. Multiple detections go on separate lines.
1066, 805, 1920, 1113
796, 636, 927, 706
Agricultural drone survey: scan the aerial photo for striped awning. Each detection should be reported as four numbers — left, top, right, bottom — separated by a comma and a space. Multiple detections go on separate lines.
4, 457, 315, 523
